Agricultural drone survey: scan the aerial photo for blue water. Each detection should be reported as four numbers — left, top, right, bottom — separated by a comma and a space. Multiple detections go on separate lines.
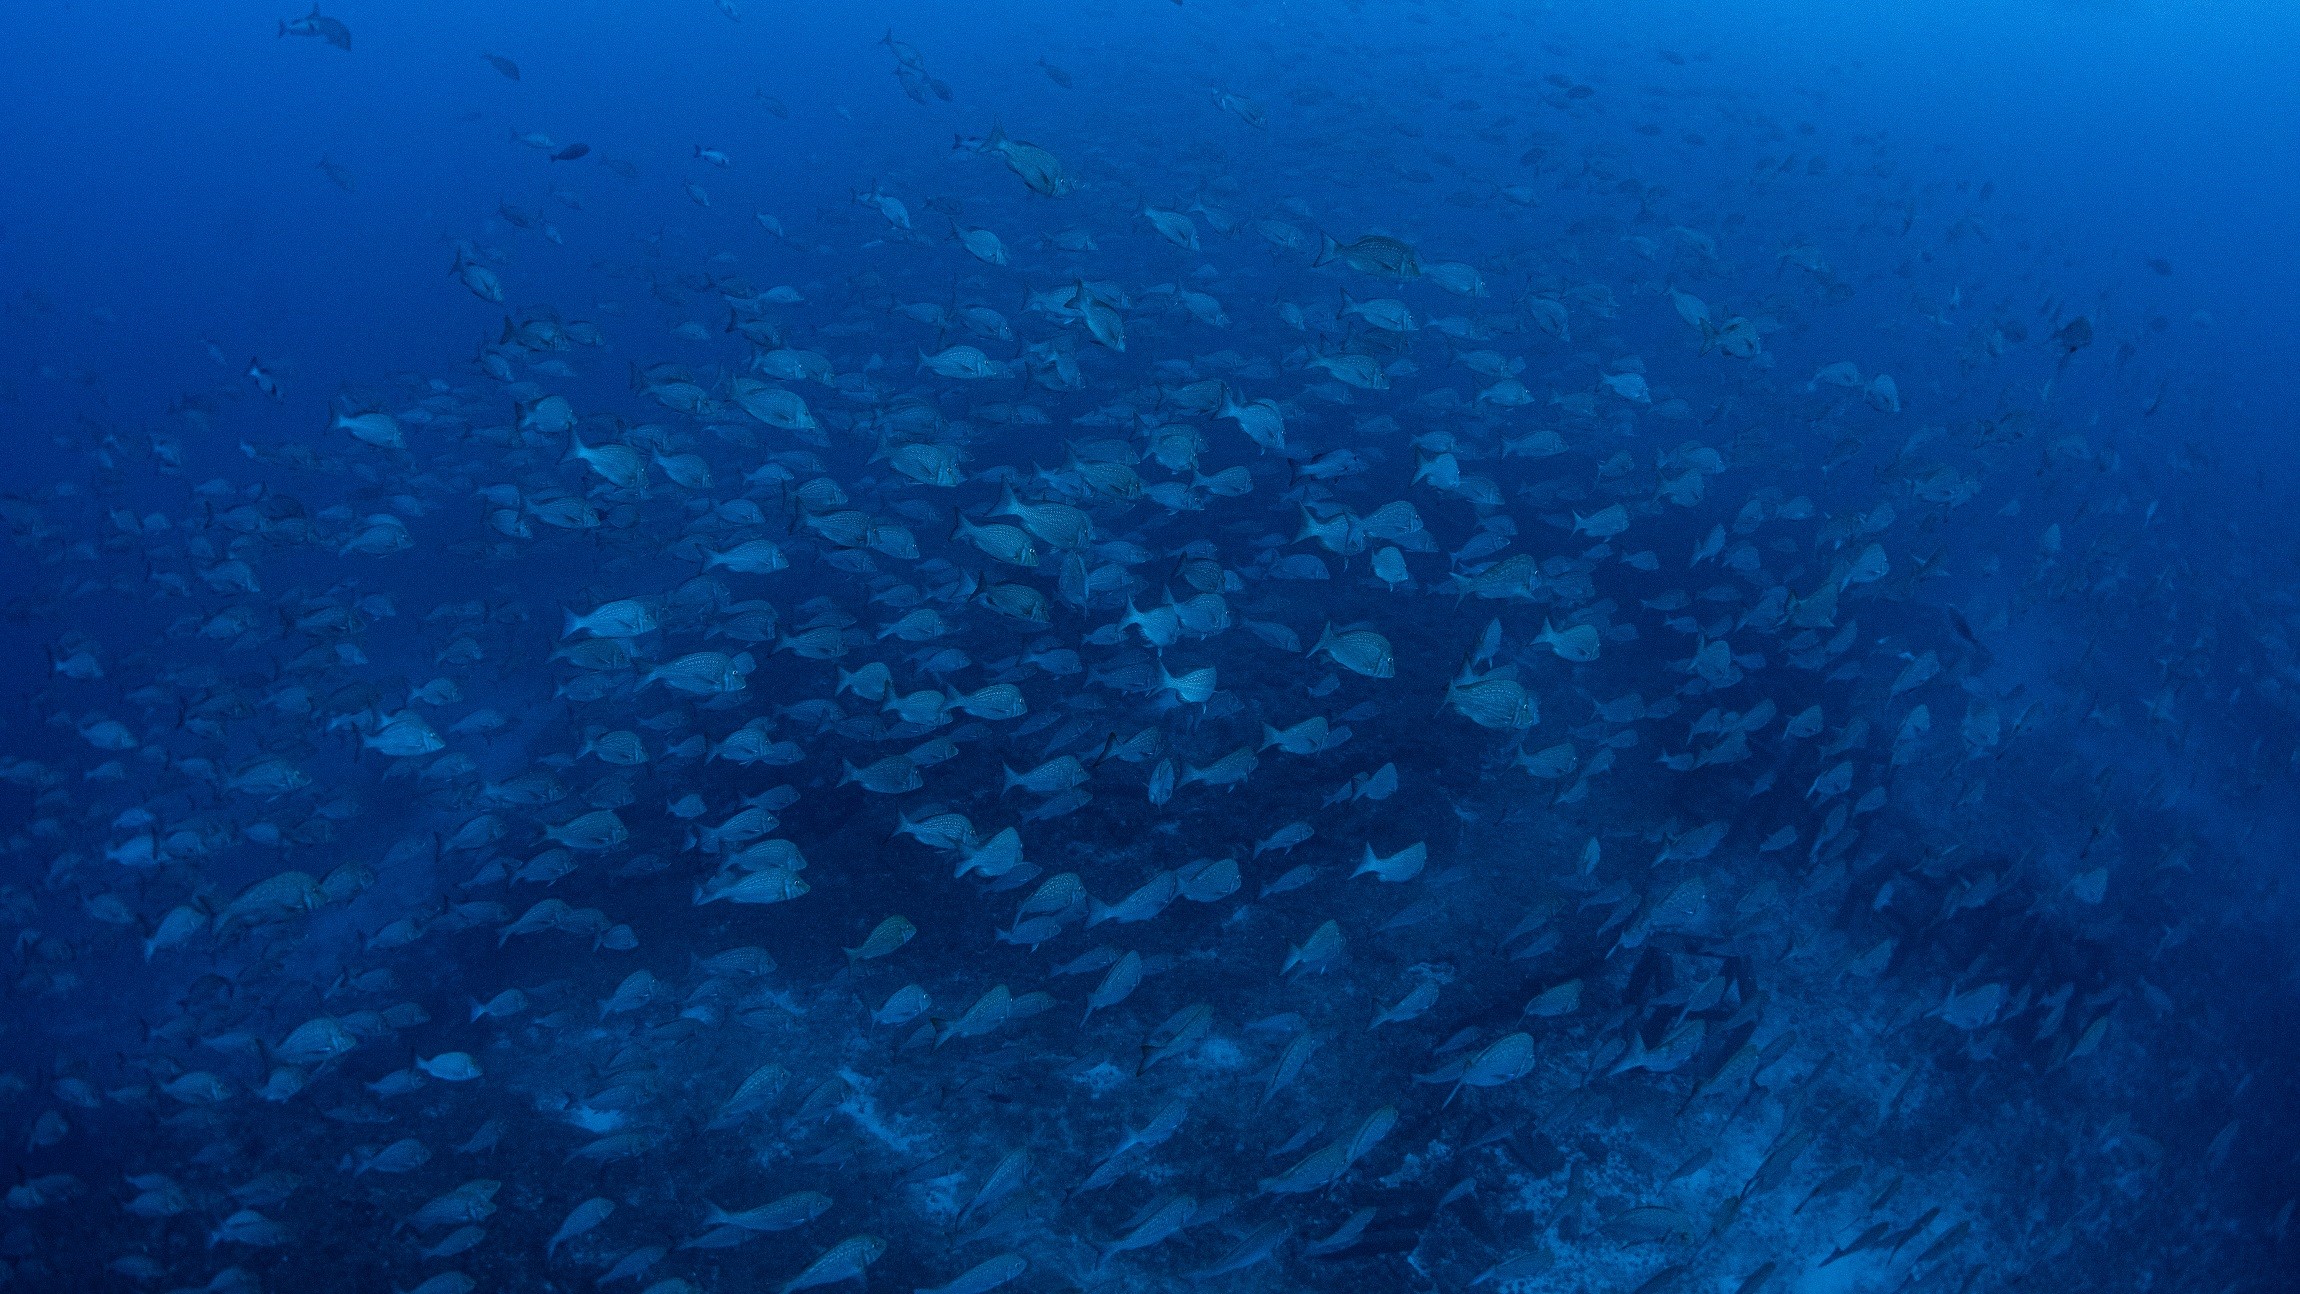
1, 2, 2295, 1291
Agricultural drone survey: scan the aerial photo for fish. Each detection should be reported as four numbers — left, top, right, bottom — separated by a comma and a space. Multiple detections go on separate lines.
917, 1251, 1027, 1294
1283, 921, 1345, 977
1082, 950, 1144, 1022
779, 1234, 885, 1293
1312, 624, 1395, 678
845, 914, 917, 961
1448, 1033, 1536, 1106
1099, 1193, 1195, 1264
1371, 978, 1440, 1029
278, 4, 351, 50
1535, 620, 1602, 662
1252, 820, 1315, 854
1314, 232, 1421, 278
1352, 840, 1427, 883
704, 1191, 833, 1234
1143, 207, 1200, 250
546, 1197, 613, 1256
1188, 1220, 1290, 1279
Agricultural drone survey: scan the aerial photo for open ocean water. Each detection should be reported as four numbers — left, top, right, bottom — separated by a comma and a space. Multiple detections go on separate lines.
0, 1, 2296, 1291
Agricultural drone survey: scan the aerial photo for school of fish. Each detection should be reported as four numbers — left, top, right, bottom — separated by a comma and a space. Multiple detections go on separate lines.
0, 5, 2291, 1294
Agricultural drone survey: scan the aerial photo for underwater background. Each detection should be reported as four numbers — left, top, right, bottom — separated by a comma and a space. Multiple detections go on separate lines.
0, 1, 2295, 1291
